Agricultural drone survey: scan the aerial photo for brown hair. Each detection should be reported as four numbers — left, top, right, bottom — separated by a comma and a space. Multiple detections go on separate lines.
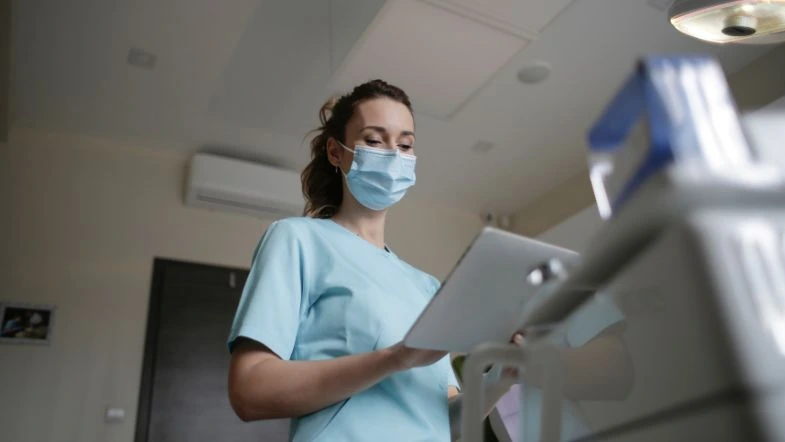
301, 79, 413, 218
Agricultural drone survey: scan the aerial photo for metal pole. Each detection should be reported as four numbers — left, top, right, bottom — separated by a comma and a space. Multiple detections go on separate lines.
461, 343, 527, 441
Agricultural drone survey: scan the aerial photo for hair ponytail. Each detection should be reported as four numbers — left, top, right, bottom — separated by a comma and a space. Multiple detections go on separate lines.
301, 99, 343, 218
301, 80, 412, 218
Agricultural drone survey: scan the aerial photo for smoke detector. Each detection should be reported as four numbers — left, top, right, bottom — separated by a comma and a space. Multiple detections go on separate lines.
669, 0, 785, 44
517, 60, 551, 85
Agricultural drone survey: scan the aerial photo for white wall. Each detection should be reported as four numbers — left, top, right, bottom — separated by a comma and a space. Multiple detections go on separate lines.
0, 127, 483, 442
536, 205, 603, 253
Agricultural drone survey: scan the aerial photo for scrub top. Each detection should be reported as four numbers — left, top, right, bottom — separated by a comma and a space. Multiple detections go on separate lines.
228, 217, 459, 442
495, 294, 625, 441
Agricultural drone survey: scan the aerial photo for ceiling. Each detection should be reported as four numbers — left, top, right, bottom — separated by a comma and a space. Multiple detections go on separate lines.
12, 0, 772, 214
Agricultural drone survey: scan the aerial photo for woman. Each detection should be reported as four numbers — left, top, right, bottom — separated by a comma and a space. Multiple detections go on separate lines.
226, 78, 635, 442
227, 80, 471, 441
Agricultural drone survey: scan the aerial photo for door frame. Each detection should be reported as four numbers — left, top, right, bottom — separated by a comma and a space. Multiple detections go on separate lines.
134, 258, 248, 442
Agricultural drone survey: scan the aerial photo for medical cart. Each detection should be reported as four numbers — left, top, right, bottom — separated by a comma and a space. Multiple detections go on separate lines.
460, 55, 785, 442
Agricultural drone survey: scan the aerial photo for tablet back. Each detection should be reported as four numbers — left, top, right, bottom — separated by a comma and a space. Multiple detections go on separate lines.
404, 227, 579, 353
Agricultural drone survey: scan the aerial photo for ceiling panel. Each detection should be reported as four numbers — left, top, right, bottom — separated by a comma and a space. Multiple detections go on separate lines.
413, 0, 771, 213
328, 0, 387, 73
330, 0, 529, 120
14, 0, 259, 140
421, 0, 574, 36
208, 1, 332, 138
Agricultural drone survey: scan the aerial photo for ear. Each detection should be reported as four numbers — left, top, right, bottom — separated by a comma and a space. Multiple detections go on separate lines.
326, 137, 344, 168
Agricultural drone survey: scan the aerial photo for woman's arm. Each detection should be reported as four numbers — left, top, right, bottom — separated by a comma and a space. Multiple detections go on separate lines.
228, 338, 447, 421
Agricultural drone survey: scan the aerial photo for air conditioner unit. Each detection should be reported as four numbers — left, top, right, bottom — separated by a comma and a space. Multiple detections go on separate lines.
185, 153, 304, 219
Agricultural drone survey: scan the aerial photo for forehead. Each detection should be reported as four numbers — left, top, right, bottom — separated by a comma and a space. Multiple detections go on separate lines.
349, 98, 414, 132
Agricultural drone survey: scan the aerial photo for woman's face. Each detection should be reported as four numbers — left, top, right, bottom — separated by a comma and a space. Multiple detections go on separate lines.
328, 97, 415, 174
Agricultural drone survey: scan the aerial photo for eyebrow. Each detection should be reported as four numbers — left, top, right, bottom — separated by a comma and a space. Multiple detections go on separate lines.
361, 126, 415, 138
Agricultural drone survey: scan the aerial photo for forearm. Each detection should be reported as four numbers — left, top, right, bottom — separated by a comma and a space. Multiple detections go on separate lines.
230, 347, 402, 420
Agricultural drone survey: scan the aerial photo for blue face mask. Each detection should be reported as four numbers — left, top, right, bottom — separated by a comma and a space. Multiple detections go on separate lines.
338, 142, 417, 211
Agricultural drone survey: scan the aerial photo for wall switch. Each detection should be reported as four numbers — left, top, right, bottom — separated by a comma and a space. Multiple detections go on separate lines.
105, 407, 126, 423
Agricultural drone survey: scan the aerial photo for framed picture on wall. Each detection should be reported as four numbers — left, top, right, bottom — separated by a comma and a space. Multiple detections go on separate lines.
0, 302, 56, 345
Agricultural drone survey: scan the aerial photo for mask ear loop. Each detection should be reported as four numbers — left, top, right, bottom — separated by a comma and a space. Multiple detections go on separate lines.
335, 140, 356, 176
336, 140, 355, 154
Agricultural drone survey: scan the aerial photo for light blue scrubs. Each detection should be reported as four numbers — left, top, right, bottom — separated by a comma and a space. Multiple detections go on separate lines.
228, 217, 459, 442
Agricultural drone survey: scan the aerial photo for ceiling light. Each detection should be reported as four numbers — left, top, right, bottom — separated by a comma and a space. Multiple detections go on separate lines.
669, 0, 785, 44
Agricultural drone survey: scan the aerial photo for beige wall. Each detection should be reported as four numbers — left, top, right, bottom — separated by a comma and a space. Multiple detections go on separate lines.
0, 127, 483, 442
536, 205, 603, 254
0, 0, 11, 142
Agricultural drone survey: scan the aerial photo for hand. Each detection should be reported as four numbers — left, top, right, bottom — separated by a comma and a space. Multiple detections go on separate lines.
389, 342, 448, 371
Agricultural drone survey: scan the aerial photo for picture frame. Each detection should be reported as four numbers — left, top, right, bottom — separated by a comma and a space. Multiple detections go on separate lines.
0, 301, 56, 345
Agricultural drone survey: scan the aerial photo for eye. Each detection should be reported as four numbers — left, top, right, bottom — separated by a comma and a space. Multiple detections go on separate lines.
365, 139, 382, 146
398, 144, 413, 151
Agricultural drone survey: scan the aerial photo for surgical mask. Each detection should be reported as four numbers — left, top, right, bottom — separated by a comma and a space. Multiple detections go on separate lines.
338, 142, 417, 211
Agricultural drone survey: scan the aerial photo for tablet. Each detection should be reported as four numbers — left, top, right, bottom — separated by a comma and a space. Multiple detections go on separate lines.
404, 227, 579, 353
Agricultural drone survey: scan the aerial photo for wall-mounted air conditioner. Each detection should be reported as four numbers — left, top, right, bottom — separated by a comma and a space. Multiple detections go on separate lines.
185, 153, 304, 219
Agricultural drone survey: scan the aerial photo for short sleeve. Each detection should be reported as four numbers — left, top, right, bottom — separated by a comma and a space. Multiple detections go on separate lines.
227, 221, 305, 359
565, 293, 625, 348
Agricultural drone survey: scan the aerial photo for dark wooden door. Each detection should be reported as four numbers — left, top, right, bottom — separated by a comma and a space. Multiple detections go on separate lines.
136, 259, 289, 442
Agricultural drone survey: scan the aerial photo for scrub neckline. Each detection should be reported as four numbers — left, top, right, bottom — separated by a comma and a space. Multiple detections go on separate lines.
322, 218, 395, 256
